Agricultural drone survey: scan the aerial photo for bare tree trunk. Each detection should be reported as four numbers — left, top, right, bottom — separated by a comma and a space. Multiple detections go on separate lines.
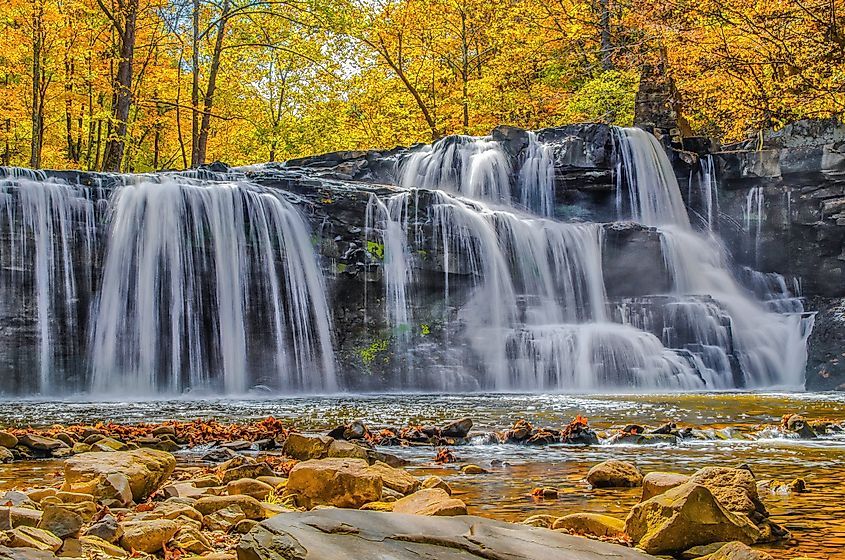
30, 3, 44, 169
101, 0, 139, 172
64, 53, 79, 162
190, 0, 200, 166
194, 0, 230, 166
598, 0, 613, 70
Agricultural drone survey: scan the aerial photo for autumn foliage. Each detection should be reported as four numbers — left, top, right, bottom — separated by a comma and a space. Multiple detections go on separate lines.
0, 0, 842, 171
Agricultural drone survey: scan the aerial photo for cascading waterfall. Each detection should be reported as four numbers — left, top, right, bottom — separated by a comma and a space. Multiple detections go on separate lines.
0, 169, 99, 393
90, 175, 336, 395
517, 132, 555, 216
614, 127, 811, 388
744, 186, 764, 266
688, 155, 720, 230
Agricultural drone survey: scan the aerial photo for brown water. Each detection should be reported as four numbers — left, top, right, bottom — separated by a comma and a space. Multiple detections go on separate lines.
1, 392, 843, 558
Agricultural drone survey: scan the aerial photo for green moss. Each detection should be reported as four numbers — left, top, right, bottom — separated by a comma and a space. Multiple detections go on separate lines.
367, 240, 384, 260
420, 323, 430, 335
360, 338, 388, 364
336, 263, 347, 273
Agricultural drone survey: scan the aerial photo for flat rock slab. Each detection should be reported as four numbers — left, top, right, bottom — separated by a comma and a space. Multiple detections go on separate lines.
238, 509, 658, 560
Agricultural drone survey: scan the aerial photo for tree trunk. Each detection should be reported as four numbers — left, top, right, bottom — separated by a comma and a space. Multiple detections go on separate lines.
30, 4, 43, 169
598, 0, 613, 70
102, 0, 138, 172
190, 0, 200, 166
194, 0, 230, 166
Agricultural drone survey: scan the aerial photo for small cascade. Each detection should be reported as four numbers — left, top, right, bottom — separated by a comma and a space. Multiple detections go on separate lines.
90, 175, 336, 395
614, 127, 690, 227
400, 136, 512, 204
0, 169, 99, 393
744, 187, 764, 266
688, 155, 720, 230
517, 132, 555, 216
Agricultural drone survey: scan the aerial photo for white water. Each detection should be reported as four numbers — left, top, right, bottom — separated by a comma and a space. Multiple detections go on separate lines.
90, 175, 336, 395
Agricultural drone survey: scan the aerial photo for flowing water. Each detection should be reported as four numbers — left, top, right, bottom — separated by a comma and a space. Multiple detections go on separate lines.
0, 393, 842, 558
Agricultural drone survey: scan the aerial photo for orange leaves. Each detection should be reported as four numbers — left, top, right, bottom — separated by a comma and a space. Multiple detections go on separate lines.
434, 447, 457, 464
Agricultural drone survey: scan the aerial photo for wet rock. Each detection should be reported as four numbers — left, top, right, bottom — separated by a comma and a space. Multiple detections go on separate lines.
689, 467, 765, 518
0, 447, 13, 463
232, 519, 259, 535
227, 478, 274, 501
0, 432, 18, 449
679, 542, 729, 559
220, 440, 252, 451
420, 476, 451, 495
171, 526, 212, 554
203, 505, 246, 532
61, 449, 175, 506
366, 462, 420, 495
642, 472, 691, 501
608, 433, 679, 445
36, 505, 82, 539
343, 421, 368, 440
0, 507, 42, 529
284, 458, 382, 510
359, 501, 394, 512
0, 492, 36, 508
460, 464, 488, 475
552, 513, 625, 537
152, 426, 176, 437
237, 509, 658, 560
92, 437, 129, 452
707, 541, 774, 560
19, 435, 67, 456
587, 460, 643, 488
222, 462, 274, 484
325, 440, 370, 461
194, 495, 265, 520
505, 419, 533, 442
83, 514, 123, 543
282, 434, 334, 461
202, 448, 240, 463
119, 519, 179, 554
625, 482, 761, 554
440, 418, 473, 438
782, 414, 817, 439
0, 546, 57, 560
391, 488, 467, 516
7, 527, 63, 552
522, 514, 557, 528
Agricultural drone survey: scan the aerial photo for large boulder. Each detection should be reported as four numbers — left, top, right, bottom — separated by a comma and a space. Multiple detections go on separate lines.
37, 505, 83, 539
587, 460, 643, 488
441, 418, 473, 438
284, 458, 382, 509
688, 467, 764, 517
366, 461, 420, 495
282, 434, 334, 461
61, 449, 175, 506
625, 483, 761, 555
391, 489, 467, 516
0, 432, 18, 449
642, 472, 690, 501
237, 509, 659, 560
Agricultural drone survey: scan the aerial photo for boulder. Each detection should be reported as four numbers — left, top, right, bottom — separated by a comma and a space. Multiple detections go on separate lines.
366, 462, 420, 495
587, 460, 643, 488
0, 507, 43, 529
171, 526, 212, 554
282, 434, 334, 461
522, 514, 557, 528
420, 476, 451, 495
37, 505, 83, 539
343, 420, 368, 440
391, 488, 467, 516
19, 435, 67, 455
707, 541, 774, 560
441, 418, 473, 438
119, 519, 179, 554
194, 495, 264, 520
552, 513, 625, 537
61, 449, 175, 506
83, 514, 123, 543
688, 467, 763, 517
625, 482, 761, 555
237, 509, 659, 560
460, 464, 487, 475
79, 535, 128, 557
0, 448, 13, 463
284, 458, 382, 509
202, 448, 240, 463
325, 440, 370, 461
642, 472, 690, 501
203, 505, 246, 532
221, 462, 274, 484
0, 546, 57, 560
227, 478, 274, 501
7, 527, 63, 552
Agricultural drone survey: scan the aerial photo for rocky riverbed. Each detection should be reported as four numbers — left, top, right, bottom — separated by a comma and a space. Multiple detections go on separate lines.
0, 396, 842, 560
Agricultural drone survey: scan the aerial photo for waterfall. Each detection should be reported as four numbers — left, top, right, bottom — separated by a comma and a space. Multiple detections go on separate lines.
688, 154, 719, 230
0, 169, 99, 394
517, 132, 555, 216
744, 186, 764, 266
90, 175, 336, 395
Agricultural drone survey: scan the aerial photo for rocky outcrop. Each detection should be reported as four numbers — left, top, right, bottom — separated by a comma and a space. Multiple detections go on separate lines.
237, 509, 659, 560
61, 450, 175, 506
283, 458, 383, 509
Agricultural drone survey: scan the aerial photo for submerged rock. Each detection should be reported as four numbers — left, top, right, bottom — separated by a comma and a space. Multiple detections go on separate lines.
237, 509, 658, 560
587, 460, 643, 488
